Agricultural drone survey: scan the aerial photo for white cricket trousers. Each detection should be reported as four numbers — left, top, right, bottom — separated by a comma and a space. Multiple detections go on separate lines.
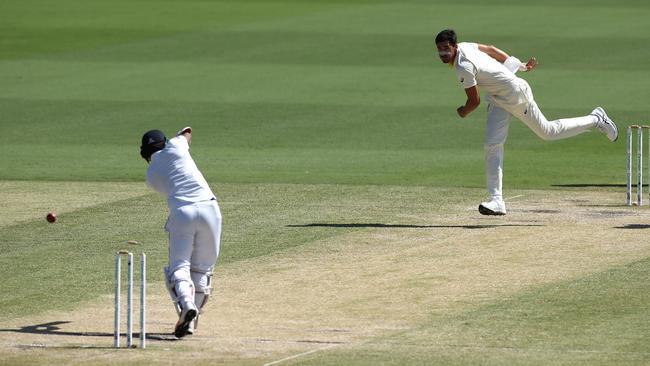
485, 80, 598, 200
165, 199, 222, 304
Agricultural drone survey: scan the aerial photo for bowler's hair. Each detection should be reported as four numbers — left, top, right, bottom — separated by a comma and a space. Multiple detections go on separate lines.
435, 29, 457, 45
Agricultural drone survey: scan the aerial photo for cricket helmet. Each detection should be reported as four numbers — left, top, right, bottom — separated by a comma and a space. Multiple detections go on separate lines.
140, 129, 167, 161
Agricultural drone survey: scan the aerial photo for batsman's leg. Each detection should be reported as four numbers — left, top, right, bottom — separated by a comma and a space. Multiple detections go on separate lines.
166, 206, 200, 338
188, 200, 222, 334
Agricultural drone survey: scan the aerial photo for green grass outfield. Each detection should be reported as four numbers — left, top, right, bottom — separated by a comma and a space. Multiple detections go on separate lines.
2, 0, 650, 365
3, 0, 649, 185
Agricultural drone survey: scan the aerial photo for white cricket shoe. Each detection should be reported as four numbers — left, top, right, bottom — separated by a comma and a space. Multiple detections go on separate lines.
174, 301, 198, 338
186, 314, 198, 335
478, 199, 507, 216
591, 107, 618, 142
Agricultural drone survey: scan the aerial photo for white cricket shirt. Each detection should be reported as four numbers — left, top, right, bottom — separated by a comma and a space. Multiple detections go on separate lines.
146, 136, 215, 209
454, 42, 526, 107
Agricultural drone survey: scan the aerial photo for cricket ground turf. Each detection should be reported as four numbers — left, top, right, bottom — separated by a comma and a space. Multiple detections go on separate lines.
2, 0, 650, 365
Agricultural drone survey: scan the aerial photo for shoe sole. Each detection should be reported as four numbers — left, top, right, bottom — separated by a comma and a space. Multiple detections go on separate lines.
606, 120, 618, 142
478, 204, 506, 216
597, 107, 618, 142
174, 309, 197, 338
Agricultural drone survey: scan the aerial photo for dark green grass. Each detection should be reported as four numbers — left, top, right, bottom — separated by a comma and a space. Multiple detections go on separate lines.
1, 0, 649, 188
0, 96, 628, 186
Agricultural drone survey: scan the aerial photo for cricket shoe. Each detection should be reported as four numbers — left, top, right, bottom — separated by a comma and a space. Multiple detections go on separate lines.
186, 314, 199, 335
478, 199, 507, 216
591, 107, 618, 142
174, 301, 198, 338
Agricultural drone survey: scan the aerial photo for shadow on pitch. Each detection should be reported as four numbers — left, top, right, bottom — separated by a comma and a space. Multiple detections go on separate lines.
287, 223, 544, 229
0, 321, 179, 342
615, 224, 650, 229
551, 183, 628, 188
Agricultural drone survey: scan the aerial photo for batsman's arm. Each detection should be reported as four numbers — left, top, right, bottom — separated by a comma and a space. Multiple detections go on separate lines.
457, 86, 480, 118
177, 126, 192, 144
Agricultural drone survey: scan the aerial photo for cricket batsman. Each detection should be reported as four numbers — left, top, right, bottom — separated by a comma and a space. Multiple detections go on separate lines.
140, 126, 222, 338
435, 29, 618, 215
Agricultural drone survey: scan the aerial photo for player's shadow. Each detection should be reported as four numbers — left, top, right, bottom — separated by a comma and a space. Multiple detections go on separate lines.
551, 183, 628, 188
0, 321, 179, 344
615, 224, 650, 229
287, 223, 544, 229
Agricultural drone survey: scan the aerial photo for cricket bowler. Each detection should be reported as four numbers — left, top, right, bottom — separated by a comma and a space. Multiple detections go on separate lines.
435, 29, 618, 215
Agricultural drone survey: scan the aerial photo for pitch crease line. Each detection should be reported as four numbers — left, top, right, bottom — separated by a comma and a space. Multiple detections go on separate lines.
262, 344, 339, 366
504, 195, 524, 201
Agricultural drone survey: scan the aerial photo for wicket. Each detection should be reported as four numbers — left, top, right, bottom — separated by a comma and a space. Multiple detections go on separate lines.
114, 250, 146, 348
626, 125, 650, 206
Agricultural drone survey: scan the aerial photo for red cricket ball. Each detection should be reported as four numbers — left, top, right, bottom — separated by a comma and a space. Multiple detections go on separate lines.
46, 212, 57, 223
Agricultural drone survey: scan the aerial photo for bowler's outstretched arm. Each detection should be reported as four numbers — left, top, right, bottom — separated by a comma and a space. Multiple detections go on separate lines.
478, 44, 509, 62
479, 44, 538, 72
